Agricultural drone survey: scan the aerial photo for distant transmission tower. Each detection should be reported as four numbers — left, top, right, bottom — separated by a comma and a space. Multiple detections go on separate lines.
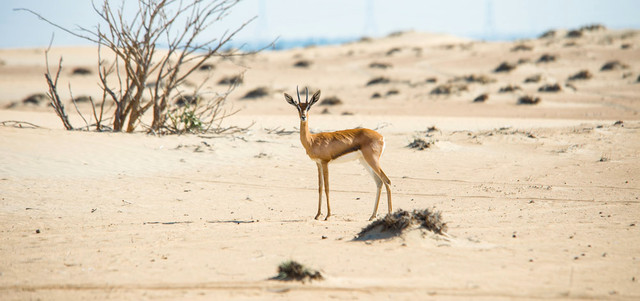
484, 0, 495, 39
363, 0, 377, 37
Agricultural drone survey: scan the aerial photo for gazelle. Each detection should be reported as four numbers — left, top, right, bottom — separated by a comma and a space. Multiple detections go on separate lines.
284, 87, 392, 221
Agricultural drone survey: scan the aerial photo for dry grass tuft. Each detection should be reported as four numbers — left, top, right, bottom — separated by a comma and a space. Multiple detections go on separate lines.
600, 60, 629, 71
242, 87, 269, 99
499, 84, 522, 93
473, 93, 489, 102
494, 61, 516, 73
430, 83, 468, 95
293, 60, 312, 68
538, 83, 562, 92
22, 93, 47, 105
356, 209, 447, 240
537, 54, 557, 63
217, 75, 243, 85
407, 138, 432, 150
511, 44, 533, 52
568, 70, 593, 81
320, 96, 342, 106
451, 74, 496, 84
524, 74, 542, 83
71, 67, 91, 75
539, 30, 556, 39
273, 260, 323, 282
366, 77, 390, 86
369, 62, 392, 69
518, 95, 541, 105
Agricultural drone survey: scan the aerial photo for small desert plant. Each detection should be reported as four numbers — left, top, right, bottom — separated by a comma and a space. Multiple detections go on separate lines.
356, 209, 447, 240
539, 30, 556, 39
366, 76, 390, 86
293, 60, 312, 68
425, 77, 437, 83
430, 83, 468, 95
518, 95, 541, 105
22, 93, 47, 105
499, 84, 521, 93
473, 93, 489, 102
217, 74, 244, 86
319, 96, 342, 106
242, 87, 269, 99
537, 54, 556, 63
511, 44, 533, 52
524, 74, 542, 83
407, 138, 432, 150
273, 260, 323, 282
451, 74, 495, 84
600, 60, 629, 71
369, 62, 392, 69
568, 70, 593, 81
580, 23, 606, 31
494, 61, 516, 73
71, 67, 91, 75
538, 83, 562, 92
566, 30, 583, 38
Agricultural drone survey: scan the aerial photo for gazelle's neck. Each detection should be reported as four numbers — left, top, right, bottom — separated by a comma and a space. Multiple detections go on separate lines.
300, 119, 313, 151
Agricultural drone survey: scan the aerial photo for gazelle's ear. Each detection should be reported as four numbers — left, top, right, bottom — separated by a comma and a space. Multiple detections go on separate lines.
308, 90, 321, 108
284, 93, 296, 106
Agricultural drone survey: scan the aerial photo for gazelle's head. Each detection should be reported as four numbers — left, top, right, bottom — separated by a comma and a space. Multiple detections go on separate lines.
284, 86, 321, 122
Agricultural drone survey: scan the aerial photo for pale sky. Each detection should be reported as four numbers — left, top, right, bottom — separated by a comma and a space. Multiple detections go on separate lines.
1, 0, 639, 49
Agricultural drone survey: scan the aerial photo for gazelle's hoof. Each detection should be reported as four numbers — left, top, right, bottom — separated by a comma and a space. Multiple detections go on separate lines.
368, 215, 376, 221
314, 214, 321, 220
324, 215, 331, 221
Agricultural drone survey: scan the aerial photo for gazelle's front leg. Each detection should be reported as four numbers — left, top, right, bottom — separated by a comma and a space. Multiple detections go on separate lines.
321, 161, 331, 220
315, 163, 323, 220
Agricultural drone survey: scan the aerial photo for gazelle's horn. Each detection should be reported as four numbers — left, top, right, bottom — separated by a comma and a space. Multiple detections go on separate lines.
296, 86, 301, 104
306, 87, 309, 104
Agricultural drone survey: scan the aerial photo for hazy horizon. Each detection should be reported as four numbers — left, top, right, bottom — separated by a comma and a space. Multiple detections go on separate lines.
1, 0, 639, 49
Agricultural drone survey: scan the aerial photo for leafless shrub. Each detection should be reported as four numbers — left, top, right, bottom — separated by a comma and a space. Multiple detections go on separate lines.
524, 74, 542, 83
568, 70, 593, 81
369, 62, 392, 69
537, 54, 557, 63
407, 138, 432, 150
319, 96, 342, 106
19, 0, 261, 133
430, 83, 468, 95
242, 87, 270, 99
600, 60, 629, 71
538, 83, 562, 92
366, 76, 390, 86
494, 61, 516, 73
518, 95, 541, 105
273, 260, 323, 282
499, 84, 521, 93
473, 93, 488, 102
356, 209, 447, 240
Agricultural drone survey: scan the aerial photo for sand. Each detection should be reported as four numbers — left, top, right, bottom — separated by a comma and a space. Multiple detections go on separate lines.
1, 28, 639, 300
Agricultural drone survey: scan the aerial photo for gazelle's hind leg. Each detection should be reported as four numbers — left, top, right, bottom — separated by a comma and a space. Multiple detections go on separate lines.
360, 149, 392, 220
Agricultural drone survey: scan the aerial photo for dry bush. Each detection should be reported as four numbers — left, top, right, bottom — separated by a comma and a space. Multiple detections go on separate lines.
242, 87, 270, 99
580, 23, 606, 31
386, 89, 399, 96
430, 83, 468, 95
319, 96, 342, 106
425, 77, 437, 83
567, 30, 583, 38
518, 95, 541, 105
511, 44, 533, 52
600, 60, 629, 71
538, 83, 562, 92
369, 62, 392, 69
407, 138, 432, 150
273, 260, 323, 282
293, 60, 312, 68
473, 93, 489, 102
494, 61, 516, 73
22, 93, 47, 105
537, 54, 557, 63
71, 67, 91, 75
386, 47, 401, 56
539, 30, 556, 39
366, 76, 390, 86
356, 209, 447, 240
499, 84, 521, 93
198, 64, 215, 71
451, 74, 495, 84
20, 0, 260, 133
371, 92, 382, 99
524, 74, 542, 83
568, 70, 593, 81
217, 74, 244, 86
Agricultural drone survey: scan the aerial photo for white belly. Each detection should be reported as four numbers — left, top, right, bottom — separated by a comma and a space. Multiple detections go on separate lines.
330, 150, 364, 163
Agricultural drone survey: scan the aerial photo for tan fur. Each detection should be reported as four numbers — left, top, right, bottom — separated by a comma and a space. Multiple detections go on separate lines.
285, 89, 392, 220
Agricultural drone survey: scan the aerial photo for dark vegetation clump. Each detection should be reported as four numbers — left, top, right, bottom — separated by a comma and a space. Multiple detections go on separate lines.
425, 77, 437, 83
73, 95, 92, 103
537, 54, 556, 63
451, 74, 496, 84
499, 84, 522, 93
473, 93, 489, 102
637, 75, 640, 83
22, 93, 47, 105
217, 75, 243, 85
600, 60, 629, 71
430, 83, 468, 95
242, 87, 269, 99
71, 67, 91, 75
494, 61, 516, 73
386, 47, 401, 56
538, 83, 562, 92
198, 64, 214, 71
518, 95, 541, 105
293, 60, 312, 68
568, 70, 593, 81
174, 95, 199, 107
511, 44, 533, 52
369, 62, 392, 69
539, 30, 556, 39
566, 30, 583, 38
524, 74, 542, 83
273, 260, 323, 282
580, 23, 606, 32
386, 89, 399, 96
621, 44, 632, 50
366, 76, 390, 86
517, 58, 531, 65
356, 209, 447, 240
407, 138, 432, 150
371, 92, 382, 99
319, 96, 342, 106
